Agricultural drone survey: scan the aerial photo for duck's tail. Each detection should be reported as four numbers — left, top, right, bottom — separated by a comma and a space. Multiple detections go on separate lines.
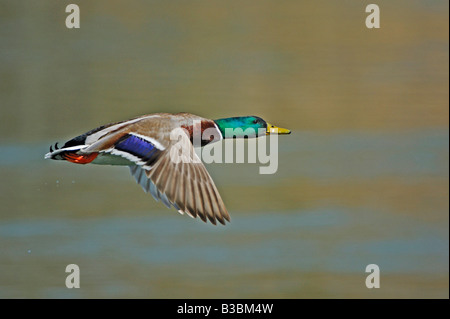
45, 143, 98, 164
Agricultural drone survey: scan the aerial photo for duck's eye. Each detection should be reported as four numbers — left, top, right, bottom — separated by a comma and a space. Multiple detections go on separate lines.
253, 119, 258, 124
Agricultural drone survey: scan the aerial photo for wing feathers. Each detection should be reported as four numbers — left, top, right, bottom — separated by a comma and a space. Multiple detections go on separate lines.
122, 120, 229, 225
128, 148, 229, 225
184, 174, 197, 219
149, 180, 159, 202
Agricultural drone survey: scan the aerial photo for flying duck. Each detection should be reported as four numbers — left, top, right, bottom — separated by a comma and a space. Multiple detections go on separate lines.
45, 113, 290, 225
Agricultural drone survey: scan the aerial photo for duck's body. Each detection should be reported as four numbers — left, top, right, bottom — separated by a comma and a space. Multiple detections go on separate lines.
45, 112, 290, 225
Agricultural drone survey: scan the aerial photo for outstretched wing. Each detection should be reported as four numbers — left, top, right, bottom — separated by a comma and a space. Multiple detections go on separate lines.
117, 129, 229, 225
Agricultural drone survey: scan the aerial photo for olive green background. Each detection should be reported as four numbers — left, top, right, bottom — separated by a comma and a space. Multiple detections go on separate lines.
0, 1, 448, 298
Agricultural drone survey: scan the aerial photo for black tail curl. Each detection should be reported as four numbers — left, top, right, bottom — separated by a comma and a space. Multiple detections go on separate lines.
49, 142, 60, 153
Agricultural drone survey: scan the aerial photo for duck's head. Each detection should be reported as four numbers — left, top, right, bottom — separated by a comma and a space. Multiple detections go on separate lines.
214, 116, 291, 138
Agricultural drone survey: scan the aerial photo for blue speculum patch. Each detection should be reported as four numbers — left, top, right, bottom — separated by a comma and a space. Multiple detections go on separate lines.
115, 134, 160, 163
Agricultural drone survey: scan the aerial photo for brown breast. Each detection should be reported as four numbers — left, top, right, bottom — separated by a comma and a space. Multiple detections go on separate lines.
181, 120, 221, 147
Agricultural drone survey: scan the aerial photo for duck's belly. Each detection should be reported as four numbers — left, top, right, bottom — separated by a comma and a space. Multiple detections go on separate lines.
91, 153, 135, 166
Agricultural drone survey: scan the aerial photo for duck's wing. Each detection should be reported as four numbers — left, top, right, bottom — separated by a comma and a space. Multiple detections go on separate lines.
128, 129, 230, 225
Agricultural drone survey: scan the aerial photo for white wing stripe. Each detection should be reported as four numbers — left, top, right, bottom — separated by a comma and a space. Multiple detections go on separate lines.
109, 149, 153, 170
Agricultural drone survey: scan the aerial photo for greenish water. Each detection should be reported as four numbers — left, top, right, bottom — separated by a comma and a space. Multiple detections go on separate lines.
0, 0, 448, 298
0, 130, 448, 298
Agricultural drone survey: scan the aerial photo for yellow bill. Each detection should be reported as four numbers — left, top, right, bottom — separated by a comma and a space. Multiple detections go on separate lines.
266, 122, 291, 134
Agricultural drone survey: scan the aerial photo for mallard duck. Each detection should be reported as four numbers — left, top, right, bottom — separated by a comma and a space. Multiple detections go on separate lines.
45, 113, 290, 225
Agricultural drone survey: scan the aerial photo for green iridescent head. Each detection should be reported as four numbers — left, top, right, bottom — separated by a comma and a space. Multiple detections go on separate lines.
214, 116, 290, 138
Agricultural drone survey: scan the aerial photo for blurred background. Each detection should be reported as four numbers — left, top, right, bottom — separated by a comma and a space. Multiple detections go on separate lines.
0, 0, 448, 298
